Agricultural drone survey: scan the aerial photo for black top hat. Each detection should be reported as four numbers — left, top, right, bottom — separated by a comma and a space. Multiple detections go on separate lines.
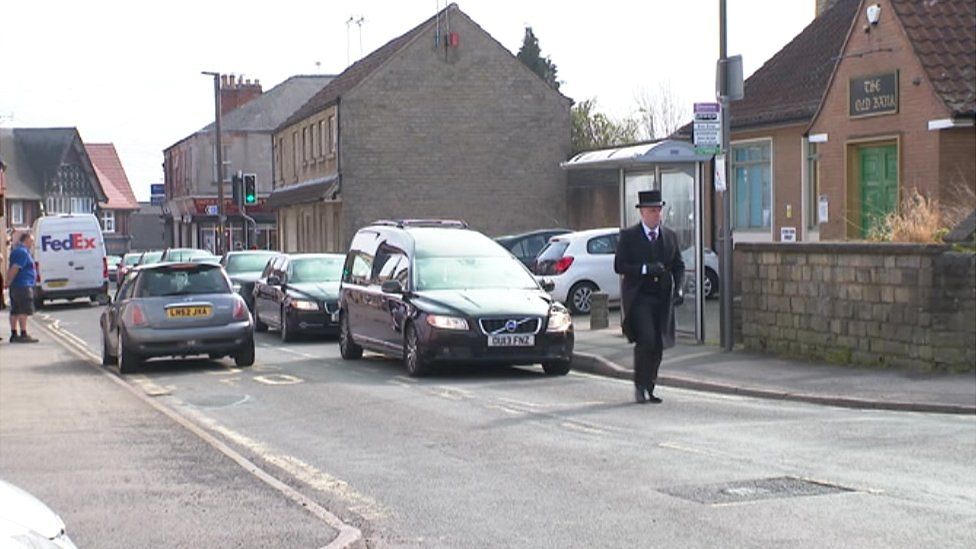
635, 189, 666, 208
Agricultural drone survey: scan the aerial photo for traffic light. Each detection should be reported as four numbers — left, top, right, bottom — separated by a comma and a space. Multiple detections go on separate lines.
243, 174, 257, 205
231, 173, 243, 206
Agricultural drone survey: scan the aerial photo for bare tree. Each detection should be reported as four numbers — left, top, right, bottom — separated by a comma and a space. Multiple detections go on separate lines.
634, 82, 690, 140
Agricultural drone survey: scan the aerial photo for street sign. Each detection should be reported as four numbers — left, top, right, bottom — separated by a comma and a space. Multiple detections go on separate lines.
150, 183, 165, 205
693, 102, 722, 155
150, 195, 165, 205
205, 204, 219, 216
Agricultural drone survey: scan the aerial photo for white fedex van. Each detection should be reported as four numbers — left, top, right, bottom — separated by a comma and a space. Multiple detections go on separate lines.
30, 214, 109, 308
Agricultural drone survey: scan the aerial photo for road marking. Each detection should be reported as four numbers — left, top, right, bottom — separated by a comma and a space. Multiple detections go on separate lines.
184, 409, 388, 522
130, 376, 174, 396
427, 386, 473, 401
496, 397, 544, 409
392, 375, 418, 384
253, 374, 304, 385
30, 316, 363, 549
561, 421, 607, 435
658, 441, 734, 459
486, 404, 524, 415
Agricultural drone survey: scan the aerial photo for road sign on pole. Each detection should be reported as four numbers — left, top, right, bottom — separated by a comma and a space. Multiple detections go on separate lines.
693, 102, 722, 155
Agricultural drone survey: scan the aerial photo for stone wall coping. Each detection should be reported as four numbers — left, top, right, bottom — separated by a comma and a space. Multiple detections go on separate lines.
736, 242, 954, 256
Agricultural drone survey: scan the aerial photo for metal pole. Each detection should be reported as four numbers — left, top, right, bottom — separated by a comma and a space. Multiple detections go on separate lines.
202, 71, 226, 256
718, 0, 734, 351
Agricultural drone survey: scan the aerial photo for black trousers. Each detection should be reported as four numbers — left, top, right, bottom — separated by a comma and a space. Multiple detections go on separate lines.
631, 292, 667, 389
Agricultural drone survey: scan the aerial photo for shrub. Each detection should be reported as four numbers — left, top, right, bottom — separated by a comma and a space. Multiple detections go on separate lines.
868, 186, 974, 244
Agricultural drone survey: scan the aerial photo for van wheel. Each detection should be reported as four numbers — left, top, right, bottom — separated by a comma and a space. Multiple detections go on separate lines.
567, 282, 597, 315
117, 331, 142, 374
339, 311, 363, 359
235, 337, 255, 368
404, 323, 429, 377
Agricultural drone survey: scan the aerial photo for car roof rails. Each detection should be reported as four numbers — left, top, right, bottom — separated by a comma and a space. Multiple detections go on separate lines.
370, 219, 469, 229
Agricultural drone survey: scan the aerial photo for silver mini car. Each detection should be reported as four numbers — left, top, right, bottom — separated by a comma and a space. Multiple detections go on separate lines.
100, 262, 255, 373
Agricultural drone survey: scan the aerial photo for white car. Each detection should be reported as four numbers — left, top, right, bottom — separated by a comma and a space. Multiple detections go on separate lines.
533, 228, 621, 314
681, 246, 720, 299
0, 478, 77, 548
534, 228, 721, 313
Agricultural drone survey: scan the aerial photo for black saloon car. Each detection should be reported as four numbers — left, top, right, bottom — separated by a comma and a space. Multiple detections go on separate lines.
252, 253, 345, 341
338, 220, 574, 377
221, 250, 281, 310
495, 228, 571, 268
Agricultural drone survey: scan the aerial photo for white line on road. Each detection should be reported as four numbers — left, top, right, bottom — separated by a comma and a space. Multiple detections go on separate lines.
269, 346, 319, 359
253, 374, 304, 385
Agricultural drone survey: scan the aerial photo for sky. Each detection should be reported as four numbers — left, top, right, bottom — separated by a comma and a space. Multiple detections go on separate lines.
1, 0, 815, 201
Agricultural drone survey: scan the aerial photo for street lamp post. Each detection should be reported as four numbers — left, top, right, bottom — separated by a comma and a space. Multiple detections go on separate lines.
718, 0, 734, 351
202, 71, 226, 256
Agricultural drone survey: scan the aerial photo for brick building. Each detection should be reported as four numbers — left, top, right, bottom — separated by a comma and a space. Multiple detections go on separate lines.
808, 0, 975, 240
85, 143, 140, 254
164, 74, 334, 252
270, 3, 571, 252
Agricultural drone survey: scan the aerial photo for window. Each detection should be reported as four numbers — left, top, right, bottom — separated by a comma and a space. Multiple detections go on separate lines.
11, 201, 24, 225
222, 144, 231, 182
807, 141, 821, 229
302, 127, 308, 165
732, 141, 772, 230
586, 235, 618, 255
318, 121, 325, 157
328, 115, 337, 155
101, 210, 116, 233
309, 125, 315, 160
292, 131, 299, 178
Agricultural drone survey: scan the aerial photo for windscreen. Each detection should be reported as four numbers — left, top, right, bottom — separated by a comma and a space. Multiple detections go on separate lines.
137, 266, 230, 297
226, 253, 277, 274
123, 254, 142, 266
290, 257, 344, 283
415, 256, 537, 291
139, 251, 164, 264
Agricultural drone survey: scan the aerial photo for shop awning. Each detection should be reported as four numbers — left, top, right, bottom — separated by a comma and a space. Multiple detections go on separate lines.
266, 175, 339, 209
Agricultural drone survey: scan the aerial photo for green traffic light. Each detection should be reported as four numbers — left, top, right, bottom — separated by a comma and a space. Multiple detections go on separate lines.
245, 194, 256, 204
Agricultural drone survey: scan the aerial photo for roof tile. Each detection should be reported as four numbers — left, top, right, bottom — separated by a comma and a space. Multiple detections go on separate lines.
85, 143, 140, 210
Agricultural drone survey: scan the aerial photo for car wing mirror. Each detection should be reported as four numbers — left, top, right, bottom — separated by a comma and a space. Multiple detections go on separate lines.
381, 280, 404, 294
540, 278, 555, 293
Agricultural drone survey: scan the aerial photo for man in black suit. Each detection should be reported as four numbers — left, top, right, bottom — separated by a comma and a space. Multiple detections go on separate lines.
614, 190, 685, 403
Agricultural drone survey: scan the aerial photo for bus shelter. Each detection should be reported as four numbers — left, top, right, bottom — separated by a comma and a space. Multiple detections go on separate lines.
561, 140, 713, 342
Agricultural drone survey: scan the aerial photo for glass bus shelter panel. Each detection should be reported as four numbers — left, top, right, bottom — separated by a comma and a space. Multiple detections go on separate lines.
623, 172, 655, 227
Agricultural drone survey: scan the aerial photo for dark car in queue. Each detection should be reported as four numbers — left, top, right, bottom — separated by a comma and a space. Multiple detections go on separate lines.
220, 250, 281, 311
252, 253, 345, 342
338, 220, 574, 377
495, 228, 571, 268
100, 262, 255, 373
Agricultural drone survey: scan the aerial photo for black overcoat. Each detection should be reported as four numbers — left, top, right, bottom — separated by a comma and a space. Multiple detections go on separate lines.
613, 223, 685, 346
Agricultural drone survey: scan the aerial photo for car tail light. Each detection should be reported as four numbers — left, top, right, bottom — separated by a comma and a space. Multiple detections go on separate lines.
233, 299, 249, 321
553, 256, 575, 275
103, 256, 109, 280
127, 304, 148, 327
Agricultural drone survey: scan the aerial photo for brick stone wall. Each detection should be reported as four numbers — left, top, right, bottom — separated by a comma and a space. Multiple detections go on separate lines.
736, 242, 976, 372
340, 11, 571, 244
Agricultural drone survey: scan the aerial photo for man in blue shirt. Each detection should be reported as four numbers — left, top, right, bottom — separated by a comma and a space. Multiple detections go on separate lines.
4, 232, 39, 343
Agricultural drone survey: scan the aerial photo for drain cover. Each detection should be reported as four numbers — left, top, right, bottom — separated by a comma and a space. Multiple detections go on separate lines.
660, 476, 854, 504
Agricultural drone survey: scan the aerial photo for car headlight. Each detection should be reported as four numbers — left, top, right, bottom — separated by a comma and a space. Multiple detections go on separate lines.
547, 304, 573, 332
290, 299, 319, 311
426, 314, 468, 330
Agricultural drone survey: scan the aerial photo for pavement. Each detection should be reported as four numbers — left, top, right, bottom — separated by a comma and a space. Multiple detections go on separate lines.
0, 321, 362, 549
571, 311, 976, 415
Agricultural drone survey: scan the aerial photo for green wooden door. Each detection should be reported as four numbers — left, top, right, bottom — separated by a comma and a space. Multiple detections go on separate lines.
859, 144, 898, 238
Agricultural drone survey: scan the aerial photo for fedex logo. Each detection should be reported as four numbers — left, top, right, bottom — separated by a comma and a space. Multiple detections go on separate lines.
41, 233, 97, 252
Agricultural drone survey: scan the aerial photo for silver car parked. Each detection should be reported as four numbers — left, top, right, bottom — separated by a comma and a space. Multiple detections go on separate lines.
100, 262, 255, 373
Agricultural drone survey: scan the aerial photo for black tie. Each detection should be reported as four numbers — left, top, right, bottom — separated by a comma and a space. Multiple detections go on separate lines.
648, 230, 657, 243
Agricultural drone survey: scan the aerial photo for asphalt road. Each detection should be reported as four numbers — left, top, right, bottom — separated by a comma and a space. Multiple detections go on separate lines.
14, 301, 976, 548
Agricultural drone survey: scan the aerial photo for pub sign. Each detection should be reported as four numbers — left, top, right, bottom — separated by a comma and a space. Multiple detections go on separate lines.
850, 71, 899, 118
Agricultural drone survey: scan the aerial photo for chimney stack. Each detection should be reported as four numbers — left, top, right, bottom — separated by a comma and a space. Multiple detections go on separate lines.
219, 73, 263, 115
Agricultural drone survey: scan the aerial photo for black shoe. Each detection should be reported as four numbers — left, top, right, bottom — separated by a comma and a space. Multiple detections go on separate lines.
634, 386, 648, 404
647, 394, 663, 404
16, 334, 39, 343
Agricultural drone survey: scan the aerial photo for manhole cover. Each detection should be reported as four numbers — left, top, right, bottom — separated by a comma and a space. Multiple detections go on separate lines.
660, 476, 854, 504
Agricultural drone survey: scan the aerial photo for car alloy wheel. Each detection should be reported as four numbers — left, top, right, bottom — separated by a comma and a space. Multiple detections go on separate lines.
404, 324, 429, 377
339, 311, 363, 359
568, 282, 597, 315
